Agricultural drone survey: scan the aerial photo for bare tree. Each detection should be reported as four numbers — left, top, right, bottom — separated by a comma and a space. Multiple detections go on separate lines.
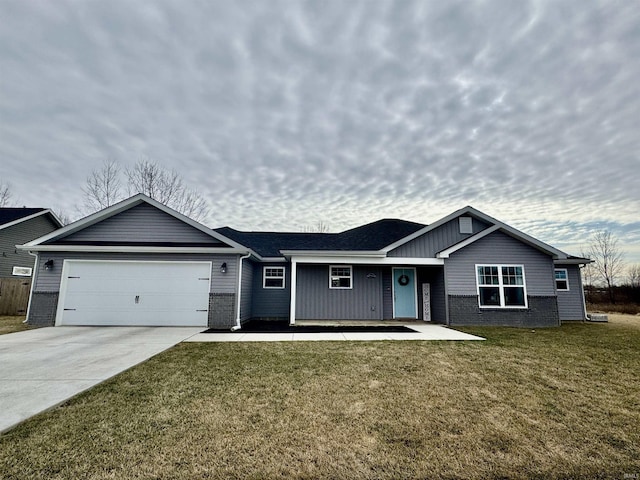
0, 180, 12, 207
125, 159, 209, 221
627, 264, 640, 288
303, 221, 330, 233
587, 230, 624, 303
580, 248, 596, 303
52, 207, 72, 226
82, 160, 123, 212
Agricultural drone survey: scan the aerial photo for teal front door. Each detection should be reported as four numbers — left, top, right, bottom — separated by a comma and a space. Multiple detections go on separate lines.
393, 268, 417, 318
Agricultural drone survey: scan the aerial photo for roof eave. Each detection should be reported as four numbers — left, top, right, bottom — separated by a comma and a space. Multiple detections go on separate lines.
0, 209, 62, 232
16, 245, 252, 255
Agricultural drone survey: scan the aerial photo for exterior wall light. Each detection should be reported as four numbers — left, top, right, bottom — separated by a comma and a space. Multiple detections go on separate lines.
220, 262, 227, 274
44, 259, 54, 270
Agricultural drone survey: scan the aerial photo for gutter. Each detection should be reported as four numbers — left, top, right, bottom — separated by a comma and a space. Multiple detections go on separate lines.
232, 253, 251, 331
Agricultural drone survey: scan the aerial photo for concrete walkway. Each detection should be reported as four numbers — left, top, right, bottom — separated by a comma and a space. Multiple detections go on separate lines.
0, 326, 202, 433
185, 323, 484, 342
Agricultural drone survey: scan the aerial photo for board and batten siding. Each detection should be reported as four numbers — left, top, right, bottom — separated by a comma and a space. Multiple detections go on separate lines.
33, 252, 239, 294
0, 214, 59, 277
251, 263, 291, 319
417, 267, 446, 323
296, 265, 383, 320
239, 257, 253, 321
389, 217, 490, 258
445, 231, 556, 296
556, 264, 587, 320
54, 203, 223, 245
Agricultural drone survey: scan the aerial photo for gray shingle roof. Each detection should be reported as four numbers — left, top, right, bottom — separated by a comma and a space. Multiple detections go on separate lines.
0, 208, 47, 227
215, 218, 426, 257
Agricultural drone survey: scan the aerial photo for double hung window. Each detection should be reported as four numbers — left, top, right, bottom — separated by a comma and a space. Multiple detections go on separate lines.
555, 269, 569, 291
329, 266, 352, 289
263, 267, 285, 289
476, 265, 527, 308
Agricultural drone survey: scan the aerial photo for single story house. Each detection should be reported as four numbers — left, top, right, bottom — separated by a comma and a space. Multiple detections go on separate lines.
1, 208, 62, 315
19, 194, 589, 329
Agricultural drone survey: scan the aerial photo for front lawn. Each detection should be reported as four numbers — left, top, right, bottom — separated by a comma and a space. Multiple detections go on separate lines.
1, 315, 639, 479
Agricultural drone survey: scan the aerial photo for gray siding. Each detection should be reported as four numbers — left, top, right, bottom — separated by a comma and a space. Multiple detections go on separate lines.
445, 231, 556, 296
296, 265, 383, 320
251, 263, 291, 319
54, 203, 223, 245
556, 264, 587, 320
389, 217, 490, 258
239, 257, 253, 321
0, 214, 59, 277
32, 252, 238, 294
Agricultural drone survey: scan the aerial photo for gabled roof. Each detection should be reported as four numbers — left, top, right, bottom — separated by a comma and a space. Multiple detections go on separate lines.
0, 208, 62, 231
216, 219, 426, 258
384, 206, 569, 260
20, 194, 251, 253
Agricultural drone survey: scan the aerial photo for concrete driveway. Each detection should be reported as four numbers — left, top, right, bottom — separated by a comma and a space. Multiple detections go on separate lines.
0, 326, 203, 433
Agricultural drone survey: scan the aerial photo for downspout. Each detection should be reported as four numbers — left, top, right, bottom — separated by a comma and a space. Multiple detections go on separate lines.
231, 253, 251, 331
579, 264, 589, 321
23, 251, 39, 324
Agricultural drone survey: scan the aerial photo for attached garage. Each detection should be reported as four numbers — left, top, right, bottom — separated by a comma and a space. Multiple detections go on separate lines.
56, 260, 211, 326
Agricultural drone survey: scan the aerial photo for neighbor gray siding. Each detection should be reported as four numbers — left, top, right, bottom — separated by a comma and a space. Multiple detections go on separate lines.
296, 265, 383, 320
389, 217, 490, 258
556, 264, 587, 320
251, 263, 291, 319
0, 214, 59, 277
445, 231, 556, 296
54, 203, 223, 245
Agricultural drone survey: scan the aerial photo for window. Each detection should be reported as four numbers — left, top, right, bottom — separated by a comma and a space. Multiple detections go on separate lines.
476, 265, 527, 308
329, 265, 352, 289
555, 269, 569, 291
12, 266, 32, 277
263, 267, 285, 289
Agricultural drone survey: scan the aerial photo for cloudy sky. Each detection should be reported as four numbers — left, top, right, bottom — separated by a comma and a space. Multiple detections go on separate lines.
1, 0, 639, 262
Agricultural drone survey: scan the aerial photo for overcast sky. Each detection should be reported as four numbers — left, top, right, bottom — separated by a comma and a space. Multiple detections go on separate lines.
1, 0, 638, 262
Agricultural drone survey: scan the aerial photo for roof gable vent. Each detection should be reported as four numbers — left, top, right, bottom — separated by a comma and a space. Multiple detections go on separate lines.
459, 216, 473, 234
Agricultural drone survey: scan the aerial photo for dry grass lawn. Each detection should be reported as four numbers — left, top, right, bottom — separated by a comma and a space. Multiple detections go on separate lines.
1, 314, 639, 479
0, 316, 31, 335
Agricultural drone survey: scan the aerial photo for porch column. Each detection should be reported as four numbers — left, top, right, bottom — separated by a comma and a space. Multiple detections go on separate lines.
289, 259, 297, 325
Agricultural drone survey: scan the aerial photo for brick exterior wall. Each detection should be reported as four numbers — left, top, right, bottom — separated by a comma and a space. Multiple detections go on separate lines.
27, 292, 59, 327
448, 295, 560, 327
209, 293, 236, 329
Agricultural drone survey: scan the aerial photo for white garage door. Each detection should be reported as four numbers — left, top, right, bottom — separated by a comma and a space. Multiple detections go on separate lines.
56, 261, 211, 326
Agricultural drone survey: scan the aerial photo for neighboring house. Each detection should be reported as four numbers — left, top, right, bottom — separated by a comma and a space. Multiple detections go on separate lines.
19, 194, 589, 328
0, 208, 62, 315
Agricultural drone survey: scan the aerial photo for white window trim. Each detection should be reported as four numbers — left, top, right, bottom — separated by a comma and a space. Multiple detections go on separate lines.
555, 268, 570, 291
475, 264, 528, 309
263, 266, 285, 289
329, 265, 353, 289
12, 266, 33, 277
